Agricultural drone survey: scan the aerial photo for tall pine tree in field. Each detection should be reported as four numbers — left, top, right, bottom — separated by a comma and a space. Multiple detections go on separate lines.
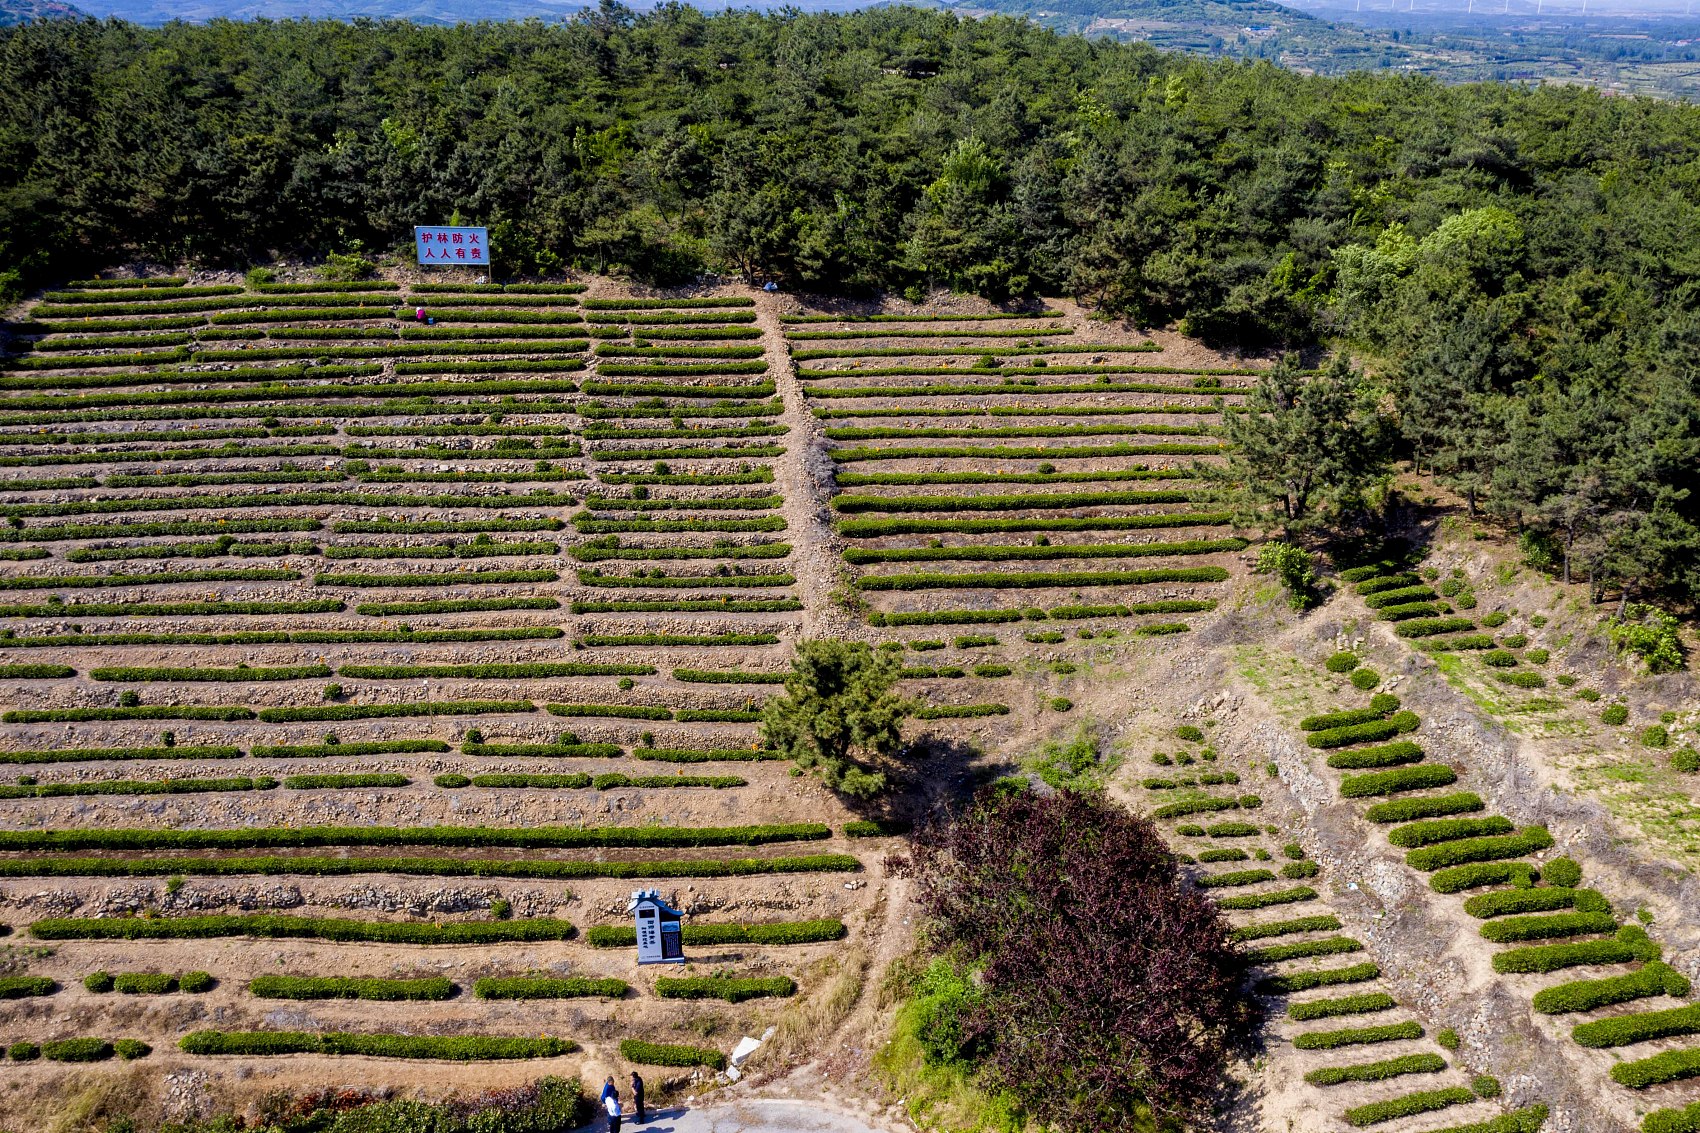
1399, 304, 1513, 516
1217, 354, 1394, 531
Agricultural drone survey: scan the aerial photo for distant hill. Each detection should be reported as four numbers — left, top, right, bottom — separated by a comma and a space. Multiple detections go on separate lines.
952, 0, 1700, 97
0, 0, 87, 23
68, 0, 580, 21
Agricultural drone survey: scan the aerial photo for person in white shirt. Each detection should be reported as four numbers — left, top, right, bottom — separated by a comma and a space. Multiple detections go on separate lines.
605, 1091, 623, 1133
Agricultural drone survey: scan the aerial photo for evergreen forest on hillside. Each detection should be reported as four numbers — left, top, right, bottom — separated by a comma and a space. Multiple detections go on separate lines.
2, 5, 1698, 605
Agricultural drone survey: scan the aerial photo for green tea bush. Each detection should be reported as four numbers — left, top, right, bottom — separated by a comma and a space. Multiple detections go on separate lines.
473, 976, 629, 999
1196, 869, 1276, 888
344, 662, 651, 679
248, 975, 455, 1001
1326, 741, 1425, 770
2, 706, 254, 723
586, 918, 846, 948
1609, 603, 1686, 673
33, 914, 578, 944
1216, 886, 1317, 910
545, 703, 673, 720
914, 704, 1009, 719
1573, 1004, 1700, 1048
1344, 1088, 1476, 1128
1492, 927, 1660, 973
0, 775, 276, 799
654, 976, 796, 1002
840, 537, 1243, 565
1463, 887, 1603, 918
462, 773, 743, 790
1305, 714, 1420, 750
1339, 764, 1457, 798
0, 975, 55, 997
1616, 1050, 1700, 1089
1300, 696, 1401, 731
6, 1042, 39, 1060
855, 567, 1228, 591
1325, 652, 1360, 672
4, 821, 827, 854
355, 597, 559, 616
1349, 668, 1381, 689
42, 1038, 114, 1062
1244, 936, 1362, 964
179, 1030, 574, 1060
1405, 827, 1554, 871
460, 741, 623, 758
1151, 796, 1241, 819
1293, 1020, 1422, 1050
619, 1039, 725, 1069
114, 1039, 151, 1060
1387, 816, 1514, 848
1478, 911, 1618, 943
1362, 585, 1438, 608
114, 973, 178, 994
282, 774, 410, 790
256, 700, 534, 722
1354, 573, 1420, 594
1395, 617, 1479, 638
1255, 962, 1380, 995
1287, 993, 1396, 1021
3, 852, 858, 883
837, 513, 1229, 538
673, 669, 787, 684
1364, 793, 1484, 823
251, 740, 449, 758
634, 747, 786, 763
1646, 1102, 1700, 1132
832, 489, 1195, 514
1430, 861, 1538, 893
316, 568, 556, 587
90, 663, 328, 682
1532, 961, 1690, 1014
0, 663, 71, 678
1643, 725, 1671, 748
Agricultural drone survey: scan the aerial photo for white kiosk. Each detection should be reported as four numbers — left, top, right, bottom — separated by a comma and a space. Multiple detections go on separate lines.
628, 888, 685, 964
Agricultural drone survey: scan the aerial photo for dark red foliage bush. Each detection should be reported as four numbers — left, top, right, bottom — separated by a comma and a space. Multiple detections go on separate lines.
904, 787, 1259, 1128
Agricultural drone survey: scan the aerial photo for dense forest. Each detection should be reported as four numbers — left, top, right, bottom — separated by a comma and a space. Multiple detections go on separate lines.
1, 6, 1698, 608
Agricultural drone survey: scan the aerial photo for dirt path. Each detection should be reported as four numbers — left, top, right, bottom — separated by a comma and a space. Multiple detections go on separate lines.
749, 293, 857, 642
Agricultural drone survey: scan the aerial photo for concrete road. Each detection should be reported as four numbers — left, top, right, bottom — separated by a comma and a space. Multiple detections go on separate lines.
596, 1098, 896, 1133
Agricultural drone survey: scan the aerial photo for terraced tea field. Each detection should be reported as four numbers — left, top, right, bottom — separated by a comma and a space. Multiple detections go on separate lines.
0, 275, 903, 1110
5, 275, 1684, 1133
783, 305, 1246, 651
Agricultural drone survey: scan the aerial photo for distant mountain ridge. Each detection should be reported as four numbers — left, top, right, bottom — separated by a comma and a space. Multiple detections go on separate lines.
0, 0, 88, 23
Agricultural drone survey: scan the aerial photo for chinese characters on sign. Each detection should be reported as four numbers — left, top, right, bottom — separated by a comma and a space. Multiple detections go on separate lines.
413, 226, 488, 266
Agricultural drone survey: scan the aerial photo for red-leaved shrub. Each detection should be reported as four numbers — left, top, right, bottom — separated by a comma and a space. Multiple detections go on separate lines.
902, 787, 1259, 1128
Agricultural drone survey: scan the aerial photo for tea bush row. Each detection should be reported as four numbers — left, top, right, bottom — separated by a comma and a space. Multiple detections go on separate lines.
179, 1030, 574, 1060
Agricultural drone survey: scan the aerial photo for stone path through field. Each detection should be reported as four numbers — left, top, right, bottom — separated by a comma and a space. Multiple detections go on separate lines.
751, 290, 857, 640
584, 1098, 899, 1133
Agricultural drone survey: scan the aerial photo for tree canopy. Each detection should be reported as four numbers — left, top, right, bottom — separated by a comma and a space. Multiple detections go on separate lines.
3, 7, 1700, 602
759, 638, 913, 798
903, 786, 1258, 1129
